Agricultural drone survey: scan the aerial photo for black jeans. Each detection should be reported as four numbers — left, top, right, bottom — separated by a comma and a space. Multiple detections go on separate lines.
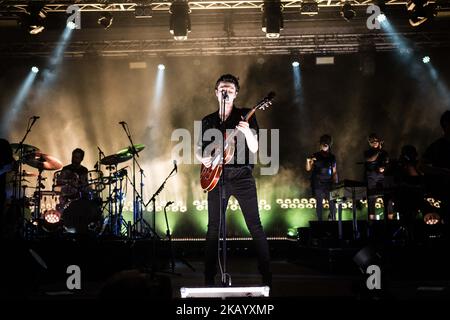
313, 185, 337, 221
367, 172, 393, 217
205, 166, 271, 279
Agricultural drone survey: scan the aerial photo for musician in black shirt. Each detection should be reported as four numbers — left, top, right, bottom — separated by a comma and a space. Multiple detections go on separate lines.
306, 134, 339, 221
364, 133, 392, 220
422, 110, 450, 223
195, 74, 271, 287
59, 148, 89, 200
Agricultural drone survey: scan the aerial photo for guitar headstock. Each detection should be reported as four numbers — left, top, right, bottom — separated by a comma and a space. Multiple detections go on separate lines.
257, 92, 276, 111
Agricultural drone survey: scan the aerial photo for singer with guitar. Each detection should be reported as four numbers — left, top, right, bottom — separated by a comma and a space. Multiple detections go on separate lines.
195, 74, 271, 287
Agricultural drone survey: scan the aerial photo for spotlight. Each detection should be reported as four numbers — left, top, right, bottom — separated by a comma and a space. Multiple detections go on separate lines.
135, 4, 153, 18
98, 12, 113, 29
67, 21, 77, 30
301, 1, 319, 16
377, 13, 387, 23
341, 2, 356, 21
169, 1, 191, 41
424, 212, 440, 224
292, 61, 300, 67
261, 0, 284, 39
407, 0, 437, 27
422, 55, 431, 63
158, 64, 166, 70
31, 66, 39, 73
41, 209, 62, 232
20, 2, 47, 35
43, 209, 61, 224
287, 227, 298, 238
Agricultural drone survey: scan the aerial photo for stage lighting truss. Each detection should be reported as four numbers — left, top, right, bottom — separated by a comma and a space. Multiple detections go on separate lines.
261, 0, 283, 38
300, 0, 319, 15
407, 0, 437, 27
5, 1, 414, 13
135, 4, 153, 18
169, 1, 191, 40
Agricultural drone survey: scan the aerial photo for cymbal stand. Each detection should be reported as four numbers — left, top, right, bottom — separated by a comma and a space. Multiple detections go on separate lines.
113, 168, 128, 237
101, 165, 128, 237
105, 164, 116, 235
14, 116, 39, 239
119, 122, 142, 235
127, 168, 156, 239
31, 168, 44, 238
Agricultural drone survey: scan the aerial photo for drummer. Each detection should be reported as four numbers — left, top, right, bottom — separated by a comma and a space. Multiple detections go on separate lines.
59, 148, 89, 199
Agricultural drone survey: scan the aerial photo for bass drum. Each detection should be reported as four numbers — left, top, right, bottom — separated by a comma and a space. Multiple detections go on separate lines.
62, 199, 102, 234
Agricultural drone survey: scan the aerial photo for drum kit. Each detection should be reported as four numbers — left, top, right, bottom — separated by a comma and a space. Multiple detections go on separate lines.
8, 142, 146, 238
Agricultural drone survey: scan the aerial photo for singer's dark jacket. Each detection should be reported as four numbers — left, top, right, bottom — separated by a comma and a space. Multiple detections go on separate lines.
197, 106, 259, 168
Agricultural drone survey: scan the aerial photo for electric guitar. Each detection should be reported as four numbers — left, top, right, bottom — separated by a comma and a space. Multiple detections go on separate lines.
200, 92, 275, 192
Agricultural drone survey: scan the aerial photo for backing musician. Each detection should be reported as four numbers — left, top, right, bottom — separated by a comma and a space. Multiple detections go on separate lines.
58, 148, 89, 201
306, 134, 339, 221
364, 133, 393, 220
421, 110, 450, 223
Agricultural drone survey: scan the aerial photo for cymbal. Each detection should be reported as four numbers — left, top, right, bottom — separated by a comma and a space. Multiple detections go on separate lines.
24, 152, 63, 171
100, 154, 132, 166
116, 144, 145, 157
10, 143, 39, 155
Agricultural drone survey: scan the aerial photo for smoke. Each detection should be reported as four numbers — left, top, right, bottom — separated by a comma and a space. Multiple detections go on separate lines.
1, 52, 449, 205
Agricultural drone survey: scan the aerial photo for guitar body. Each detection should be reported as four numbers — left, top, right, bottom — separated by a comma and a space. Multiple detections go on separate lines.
200, 142, 235, 192
200, 163, 222, 192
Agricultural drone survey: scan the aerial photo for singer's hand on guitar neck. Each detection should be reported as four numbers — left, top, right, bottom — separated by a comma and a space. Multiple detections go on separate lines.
236, 120, 258, 153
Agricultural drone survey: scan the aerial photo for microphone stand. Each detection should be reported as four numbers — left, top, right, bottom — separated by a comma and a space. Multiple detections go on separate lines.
144, 164, 177, 232
162, 201, 196, 275
119, 122, 143, 237
219, 91, 231, 287
142, 164, 176, 272
15, 117, 39, 239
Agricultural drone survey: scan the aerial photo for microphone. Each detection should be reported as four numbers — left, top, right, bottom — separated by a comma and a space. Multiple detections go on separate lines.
165, 201, 174, 207
221, 90, 228, 99
30, 116, 40, 126
173, 160, 177, 173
